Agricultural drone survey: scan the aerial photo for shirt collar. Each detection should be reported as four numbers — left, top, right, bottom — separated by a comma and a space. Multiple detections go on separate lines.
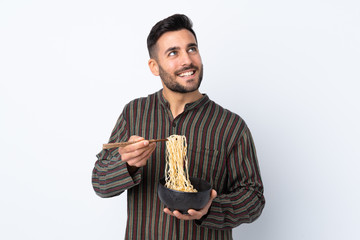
157, 89, 210, 112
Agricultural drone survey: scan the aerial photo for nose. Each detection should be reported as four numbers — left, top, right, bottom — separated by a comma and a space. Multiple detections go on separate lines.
180, 51, 192, 66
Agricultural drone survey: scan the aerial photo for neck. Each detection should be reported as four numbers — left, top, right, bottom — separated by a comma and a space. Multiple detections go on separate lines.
162, 88, 202, 118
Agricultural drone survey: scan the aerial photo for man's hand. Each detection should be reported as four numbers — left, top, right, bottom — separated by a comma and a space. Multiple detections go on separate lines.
163, 189, 217, 220
118, 136, 156, 172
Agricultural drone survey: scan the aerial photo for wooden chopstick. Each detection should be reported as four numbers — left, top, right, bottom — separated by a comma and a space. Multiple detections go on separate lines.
103, 139, 168, 150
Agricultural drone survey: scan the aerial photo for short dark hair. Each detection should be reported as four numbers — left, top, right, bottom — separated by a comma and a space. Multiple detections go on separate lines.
147, 14, 197, 58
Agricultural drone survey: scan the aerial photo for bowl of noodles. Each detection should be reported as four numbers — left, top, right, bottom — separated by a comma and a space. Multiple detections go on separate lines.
158, 176, 211, 214
157, 135, 212, 214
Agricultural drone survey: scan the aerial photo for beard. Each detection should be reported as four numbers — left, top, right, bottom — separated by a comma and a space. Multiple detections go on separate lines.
158, 64, 203, 93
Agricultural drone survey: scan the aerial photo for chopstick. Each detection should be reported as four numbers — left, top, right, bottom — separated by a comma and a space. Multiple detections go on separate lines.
103, 139, 168, 150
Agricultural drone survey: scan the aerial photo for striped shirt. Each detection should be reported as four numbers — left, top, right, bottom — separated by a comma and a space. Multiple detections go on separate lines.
92, 90, 265, 240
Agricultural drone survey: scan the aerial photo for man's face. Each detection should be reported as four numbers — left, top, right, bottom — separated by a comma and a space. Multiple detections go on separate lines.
152, 29, 203, 93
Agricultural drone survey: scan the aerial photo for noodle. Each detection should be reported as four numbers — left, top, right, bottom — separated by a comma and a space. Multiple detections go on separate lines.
165, 135, 197, 192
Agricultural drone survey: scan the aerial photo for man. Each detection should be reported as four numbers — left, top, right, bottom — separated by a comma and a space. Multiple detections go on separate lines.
92, 14, 265, 240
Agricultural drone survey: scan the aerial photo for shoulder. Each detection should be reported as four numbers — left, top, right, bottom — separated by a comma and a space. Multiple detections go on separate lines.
207, 99, 246, 127
205, 99, 249, 143
123, 91, 158, 111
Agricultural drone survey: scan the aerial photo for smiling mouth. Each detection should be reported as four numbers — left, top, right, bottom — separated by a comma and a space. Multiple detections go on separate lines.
177, 70, 195, 77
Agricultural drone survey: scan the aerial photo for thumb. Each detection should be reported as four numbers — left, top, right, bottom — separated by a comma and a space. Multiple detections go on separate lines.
210, 189, 217, 200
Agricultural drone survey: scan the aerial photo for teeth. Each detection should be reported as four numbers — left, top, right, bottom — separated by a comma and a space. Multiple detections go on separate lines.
179, 71, 194, 77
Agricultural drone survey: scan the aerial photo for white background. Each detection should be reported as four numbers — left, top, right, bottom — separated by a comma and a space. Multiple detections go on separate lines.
1, 0, 359, 239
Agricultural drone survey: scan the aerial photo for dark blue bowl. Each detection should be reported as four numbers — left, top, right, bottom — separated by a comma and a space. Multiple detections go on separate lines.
158, 177, 212, 214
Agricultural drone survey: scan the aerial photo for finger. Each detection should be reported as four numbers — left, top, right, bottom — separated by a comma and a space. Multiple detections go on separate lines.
125, 143, 156, 167
128, 135, 144, 141
173, 210, 197, 220
186, 209, 203, 220
163, 208, 175, 216
164, 208, 192, 220
201, 190, 217, 210
210, 189, 217, 200
204, 189, 217, 207
139, 143, 156, 162
118, 135, 147, 154
173, 210, 187, 219
126, 143, 155, 162
119, 142, 153, 161
119, 139, 150, 154
186, 190, 217, 219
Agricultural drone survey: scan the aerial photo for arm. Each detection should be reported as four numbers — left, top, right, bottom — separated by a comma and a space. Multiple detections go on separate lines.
92, 150, 142, 198
92, 112, 137, 198
168, 126, 265, 228
92, 111, 156, 198
198, 126, 265, 229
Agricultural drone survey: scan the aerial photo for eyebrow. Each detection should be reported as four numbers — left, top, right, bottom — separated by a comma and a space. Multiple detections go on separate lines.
164, 46, 180, 55
164, 43, 198, 55
187, 43, 198, 48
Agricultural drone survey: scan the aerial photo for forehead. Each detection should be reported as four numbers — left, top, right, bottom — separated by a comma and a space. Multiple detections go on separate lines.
156, 29, 197, 51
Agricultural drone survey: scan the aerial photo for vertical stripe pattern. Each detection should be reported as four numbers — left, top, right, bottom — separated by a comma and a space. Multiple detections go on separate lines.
92, 90, 265, 240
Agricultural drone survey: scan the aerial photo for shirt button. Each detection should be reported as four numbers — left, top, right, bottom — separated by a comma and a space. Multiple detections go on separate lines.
172, 122, 176, 127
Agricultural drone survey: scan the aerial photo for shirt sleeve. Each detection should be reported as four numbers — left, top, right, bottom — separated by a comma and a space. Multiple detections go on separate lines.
91, 108, 142, 198
196, 126, 265, 229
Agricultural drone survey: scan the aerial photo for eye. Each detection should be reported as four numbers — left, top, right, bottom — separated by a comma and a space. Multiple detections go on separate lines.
168, 51, 177, 56
188, 47, 197, 53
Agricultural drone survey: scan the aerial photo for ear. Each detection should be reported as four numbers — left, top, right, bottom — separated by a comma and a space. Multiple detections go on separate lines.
148, 58, 159, 76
